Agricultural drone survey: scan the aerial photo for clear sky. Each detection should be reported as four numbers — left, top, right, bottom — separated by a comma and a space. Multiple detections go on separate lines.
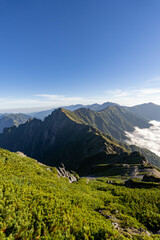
0, 0, 160, 112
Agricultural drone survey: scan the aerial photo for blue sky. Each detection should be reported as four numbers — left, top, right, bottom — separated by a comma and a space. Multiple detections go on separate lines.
0, 0, 160, 112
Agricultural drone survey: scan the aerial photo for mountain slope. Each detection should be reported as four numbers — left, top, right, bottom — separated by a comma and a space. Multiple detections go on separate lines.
126, 102, 160, 121
1, 148, 160, 239
126, 145, 160, 168
72, 106, 151, 141
0, 107, 159, 172
0, 113, 31, 133
0, 108, 131, 174
57, 107, 160, 168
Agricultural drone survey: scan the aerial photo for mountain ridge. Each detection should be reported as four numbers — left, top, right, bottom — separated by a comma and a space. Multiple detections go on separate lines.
72, 105, 151, 141
0, 107, 131, 174
0, 107, 160, 173
126, 102, 160, 121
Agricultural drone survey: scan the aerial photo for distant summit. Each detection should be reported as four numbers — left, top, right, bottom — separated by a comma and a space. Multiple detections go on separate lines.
29, 102, 119, 120
126, 102, 160, 121
29, 101, 160, 122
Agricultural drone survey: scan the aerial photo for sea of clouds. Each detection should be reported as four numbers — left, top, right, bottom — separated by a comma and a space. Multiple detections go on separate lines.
125, 120, 160, 157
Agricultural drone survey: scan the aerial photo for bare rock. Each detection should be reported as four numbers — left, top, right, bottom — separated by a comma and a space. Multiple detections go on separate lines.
57, 164, 78, 183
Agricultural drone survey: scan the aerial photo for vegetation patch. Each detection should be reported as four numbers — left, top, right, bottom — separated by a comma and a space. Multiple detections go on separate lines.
0, 149, 160, 239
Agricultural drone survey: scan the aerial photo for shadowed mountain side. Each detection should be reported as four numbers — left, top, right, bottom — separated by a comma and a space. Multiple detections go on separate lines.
0, 108, 130, 174
126, 145, 160, 168
80, 151, 160, 178
78, 151, 145, 175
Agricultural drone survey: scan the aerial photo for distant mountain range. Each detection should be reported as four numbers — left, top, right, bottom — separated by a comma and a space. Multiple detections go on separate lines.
0, 102, 159, 133
0, 106, 160, 175
29, 102, 160, 122
126, 102, 160, 121
0, 101, 160, 173
29, 102, 119, 120
0, 113, 31, 133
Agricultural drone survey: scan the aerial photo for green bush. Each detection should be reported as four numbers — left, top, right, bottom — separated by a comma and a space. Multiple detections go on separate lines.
0, 148, 159, 239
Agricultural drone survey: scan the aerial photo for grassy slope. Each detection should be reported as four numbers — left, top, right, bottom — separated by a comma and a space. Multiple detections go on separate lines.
0, 148, 160, 239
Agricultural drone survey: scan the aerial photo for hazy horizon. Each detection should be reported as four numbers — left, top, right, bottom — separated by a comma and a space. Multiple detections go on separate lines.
0, 101, 158, 114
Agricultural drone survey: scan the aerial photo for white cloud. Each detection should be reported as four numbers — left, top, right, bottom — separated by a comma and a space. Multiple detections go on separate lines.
34, 94, 111, 106
35, 94, 86, 103
133, 88, 160, 95
0, 94, 109, 112
125, 121, 160, 157
1, 86, 160, 113
105, 88, 160, 106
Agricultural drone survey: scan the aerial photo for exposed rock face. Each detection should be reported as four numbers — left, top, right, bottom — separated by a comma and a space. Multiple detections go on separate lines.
56, 164, 78, 183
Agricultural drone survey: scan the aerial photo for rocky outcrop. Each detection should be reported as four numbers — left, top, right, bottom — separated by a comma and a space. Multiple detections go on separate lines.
56, 164, 78, 183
